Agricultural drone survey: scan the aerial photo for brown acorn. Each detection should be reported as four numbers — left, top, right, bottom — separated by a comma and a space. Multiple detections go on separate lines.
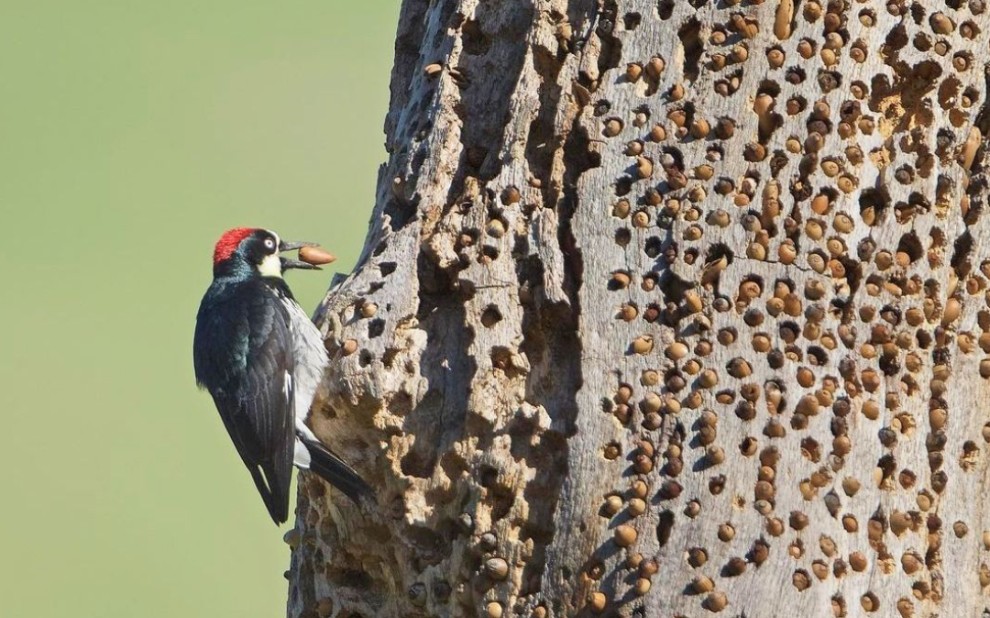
299, 245, 337, 266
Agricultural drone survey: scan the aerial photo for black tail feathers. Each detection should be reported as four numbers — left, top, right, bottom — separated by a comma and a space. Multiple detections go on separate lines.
248, 464, 291, 525
301, 437, 375, 506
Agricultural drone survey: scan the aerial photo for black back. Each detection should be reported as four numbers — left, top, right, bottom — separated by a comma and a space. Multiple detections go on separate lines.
194, 275, 296, 523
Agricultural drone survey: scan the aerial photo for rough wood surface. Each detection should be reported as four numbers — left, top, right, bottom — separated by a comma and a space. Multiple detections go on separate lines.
287, 1, 990, 616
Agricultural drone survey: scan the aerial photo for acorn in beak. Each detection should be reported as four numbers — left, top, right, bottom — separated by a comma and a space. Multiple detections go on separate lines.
279, 240, 336, 270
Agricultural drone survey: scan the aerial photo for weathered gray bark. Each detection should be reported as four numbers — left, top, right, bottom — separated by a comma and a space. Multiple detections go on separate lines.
287, 1, 990, 616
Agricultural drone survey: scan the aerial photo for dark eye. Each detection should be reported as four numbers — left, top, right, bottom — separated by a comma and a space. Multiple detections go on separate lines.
264, 238, 276, 251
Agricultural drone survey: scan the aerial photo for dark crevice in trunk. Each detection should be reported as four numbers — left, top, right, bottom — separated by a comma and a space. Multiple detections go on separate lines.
509, 28, 600, 605
449, 2, 536, 196
384, 0, 432, 145
596, 0, 623, 78
526, 44, 565, 209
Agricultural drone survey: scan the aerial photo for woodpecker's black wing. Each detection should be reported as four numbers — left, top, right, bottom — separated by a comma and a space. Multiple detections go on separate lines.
194, 279, 296, 524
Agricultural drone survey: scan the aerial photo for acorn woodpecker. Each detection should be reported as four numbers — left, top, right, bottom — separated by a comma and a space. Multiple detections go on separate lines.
193, 227, 372, 524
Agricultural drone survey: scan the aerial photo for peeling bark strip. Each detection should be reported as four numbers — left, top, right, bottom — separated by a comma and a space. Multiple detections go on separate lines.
289, 1, 990, 617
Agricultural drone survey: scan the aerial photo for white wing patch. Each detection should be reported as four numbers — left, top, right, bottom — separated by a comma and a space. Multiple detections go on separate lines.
283, 371, 293, 405
280, 296, 329, 424
274, 281, 329, 473
293, 438, 312, 468
285, 369, 314, 468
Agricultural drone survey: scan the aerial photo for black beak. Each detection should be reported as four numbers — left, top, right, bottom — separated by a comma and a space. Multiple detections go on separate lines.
280, 257, 320, 271
278, 240, 321, 270
278, 240, 317, 252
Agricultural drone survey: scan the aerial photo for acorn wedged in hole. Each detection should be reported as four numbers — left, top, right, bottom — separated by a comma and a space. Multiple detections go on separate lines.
298, 245, 337, 266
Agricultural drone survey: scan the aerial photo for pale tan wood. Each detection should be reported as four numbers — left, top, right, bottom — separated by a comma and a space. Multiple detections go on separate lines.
288, 1, 990, 616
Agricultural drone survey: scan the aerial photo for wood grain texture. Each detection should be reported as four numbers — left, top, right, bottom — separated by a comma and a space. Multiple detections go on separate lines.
288, 1, 990, 616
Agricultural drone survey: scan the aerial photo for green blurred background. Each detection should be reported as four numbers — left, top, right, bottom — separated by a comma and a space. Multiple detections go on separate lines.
0, 2, 398, 616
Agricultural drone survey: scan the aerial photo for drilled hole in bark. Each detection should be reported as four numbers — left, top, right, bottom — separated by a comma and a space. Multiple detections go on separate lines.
801, 438, 822, 462
678, 18, 703, 83
597, 1, 623, 73
461, 19, 490, 55
757, 80, 781, 99
951, 230, 974, 276
644, 236, 663, 259
657, 510, 675, 547
939, 76, 963, 110
808, 347, 828, 365
860, 187, 890, 225
480, 245, 499, 263
382, 348, 402, 369
894, 233, 921, 264
878, 455, 897, 487
439, 451, 468, 481
358, 350, 373, 367
705, 243, 734, 268
401, 449, 437, 479
406, 525, 445, 565
489, 486, 515, 522
779, 321, 800, 343
325, 567, 373, 590
658, 273, 693, 308
885, 23, 909, 53
481, 305, 503, 327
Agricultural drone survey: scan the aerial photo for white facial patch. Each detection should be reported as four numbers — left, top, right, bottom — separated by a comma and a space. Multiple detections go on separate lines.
258, 230, 282, 278
259, 253, 282, 278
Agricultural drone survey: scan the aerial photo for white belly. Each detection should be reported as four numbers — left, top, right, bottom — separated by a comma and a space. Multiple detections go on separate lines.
280, 297, 329, 467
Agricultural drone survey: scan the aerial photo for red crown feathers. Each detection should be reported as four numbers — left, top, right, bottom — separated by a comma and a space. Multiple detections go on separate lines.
213, 228, 257, 265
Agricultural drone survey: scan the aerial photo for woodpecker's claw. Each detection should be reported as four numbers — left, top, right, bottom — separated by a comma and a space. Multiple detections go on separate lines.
280, 257, 321, 270
279, 240, 318, 252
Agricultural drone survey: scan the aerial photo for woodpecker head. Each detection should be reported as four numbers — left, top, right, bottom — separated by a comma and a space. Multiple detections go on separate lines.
211, 227, 319, 278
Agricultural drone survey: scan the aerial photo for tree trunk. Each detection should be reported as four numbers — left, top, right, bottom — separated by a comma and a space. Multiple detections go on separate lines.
287, 1, 990, 616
